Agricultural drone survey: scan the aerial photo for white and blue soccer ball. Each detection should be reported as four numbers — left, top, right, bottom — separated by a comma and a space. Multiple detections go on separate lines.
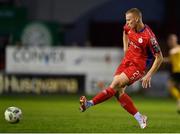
4, 106, 22, 123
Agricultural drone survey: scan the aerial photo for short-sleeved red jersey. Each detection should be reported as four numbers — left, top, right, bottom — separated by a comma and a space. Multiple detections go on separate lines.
123, 24, 161, 71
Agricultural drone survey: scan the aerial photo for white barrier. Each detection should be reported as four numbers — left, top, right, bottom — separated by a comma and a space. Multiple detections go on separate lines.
6, 46, 124, 95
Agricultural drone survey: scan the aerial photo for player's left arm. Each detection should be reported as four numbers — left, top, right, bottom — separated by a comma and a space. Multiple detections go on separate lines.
141, 37, 163, 88
123, 31, 129, 54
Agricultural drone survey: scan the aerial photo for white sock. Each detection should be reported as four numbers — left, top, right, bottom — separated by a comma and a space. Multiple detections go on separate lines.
89, 100, 94, 105
134, 112, 142, 122
85, 100, 94, 108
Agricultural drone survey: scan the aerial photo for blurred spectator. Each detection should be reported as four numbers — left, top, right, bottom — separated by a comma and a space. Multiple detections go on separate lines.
164, 34, 180, 113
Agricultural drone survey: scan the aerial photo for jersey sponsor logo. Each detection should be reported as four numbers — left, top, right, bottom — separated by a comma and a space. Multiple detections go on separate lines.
129, 41, 140, 49
138, 38, 143, 43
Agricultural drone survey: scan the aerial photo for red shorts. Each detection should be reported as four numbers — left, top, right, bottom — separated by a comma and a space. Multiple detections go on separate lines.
114, 60, 145, 85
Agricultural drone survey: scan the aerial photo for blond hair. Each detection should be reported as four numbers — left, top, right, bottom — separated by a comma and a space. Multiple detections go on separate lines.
126, 8, 142, 20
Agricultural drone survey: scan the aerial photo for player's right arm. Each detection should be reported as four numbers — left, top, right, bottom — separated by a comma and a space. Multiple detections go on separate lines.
123, 24, 130, 54
123, 31, 128, 54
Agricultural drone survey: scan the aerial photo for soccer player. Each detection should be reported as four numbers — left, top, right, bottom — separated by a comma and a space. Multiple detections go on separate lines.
79, 8, 163, 129
164, 34, 180, 113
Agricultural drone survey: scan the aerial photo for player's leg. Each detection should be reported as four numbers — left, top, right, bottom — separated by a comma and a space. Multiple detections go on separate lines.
168, 79, 180, 113
79, 88, 115, 112
79, 72, 129, 112
168, 79, 180, 100
113, 65, 147, 129
92, 73, 129, 105
115, 86, 138, 115
115, 86, 147, 129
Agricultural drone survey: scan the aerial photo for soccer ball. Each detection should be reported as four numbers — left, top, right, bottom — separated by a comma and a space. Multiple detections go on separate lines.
4, 106, 22, 123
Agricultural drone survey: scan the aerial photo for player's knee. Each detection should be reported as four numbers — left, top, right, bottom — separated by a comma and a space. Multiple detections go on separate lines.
119, 88, 125, 96
110, 76, 124, 90
110, 81, 123, 91
114, 87, 125, 99
109, 78, 117, 89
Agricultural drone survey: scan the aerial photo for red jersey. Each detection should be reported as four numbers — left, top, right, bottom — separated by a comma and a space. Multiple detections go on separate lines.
123, 24, 161, 71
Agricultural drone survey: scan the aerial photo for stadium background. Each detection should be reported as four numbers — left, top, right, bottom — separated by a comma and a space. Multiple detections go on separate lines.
0, 0, 180, 133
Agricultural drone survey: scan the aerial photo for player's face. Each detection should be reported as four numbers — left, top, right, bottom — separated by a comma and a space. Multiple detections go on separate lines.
125, 13, 138, 29
167, 34, 178, 48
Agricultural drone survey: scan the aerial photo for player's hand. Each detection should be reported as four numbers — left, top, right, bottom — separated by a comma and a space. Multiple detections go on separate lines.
141, 75, 151, 88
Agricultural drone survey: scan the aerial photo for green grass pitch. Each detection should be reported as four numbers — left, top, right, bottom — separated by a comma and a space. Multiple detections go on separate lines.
0, 94, 180, 133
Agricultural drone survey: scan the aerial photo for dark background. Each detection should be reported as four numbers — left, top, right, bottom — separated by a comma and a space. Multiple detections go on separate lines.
0, 0, 179, 71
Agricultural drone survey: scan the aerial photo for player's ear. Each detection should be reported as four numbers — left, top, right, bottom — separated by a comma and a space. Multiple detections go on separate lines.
135, 17, 139, 22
